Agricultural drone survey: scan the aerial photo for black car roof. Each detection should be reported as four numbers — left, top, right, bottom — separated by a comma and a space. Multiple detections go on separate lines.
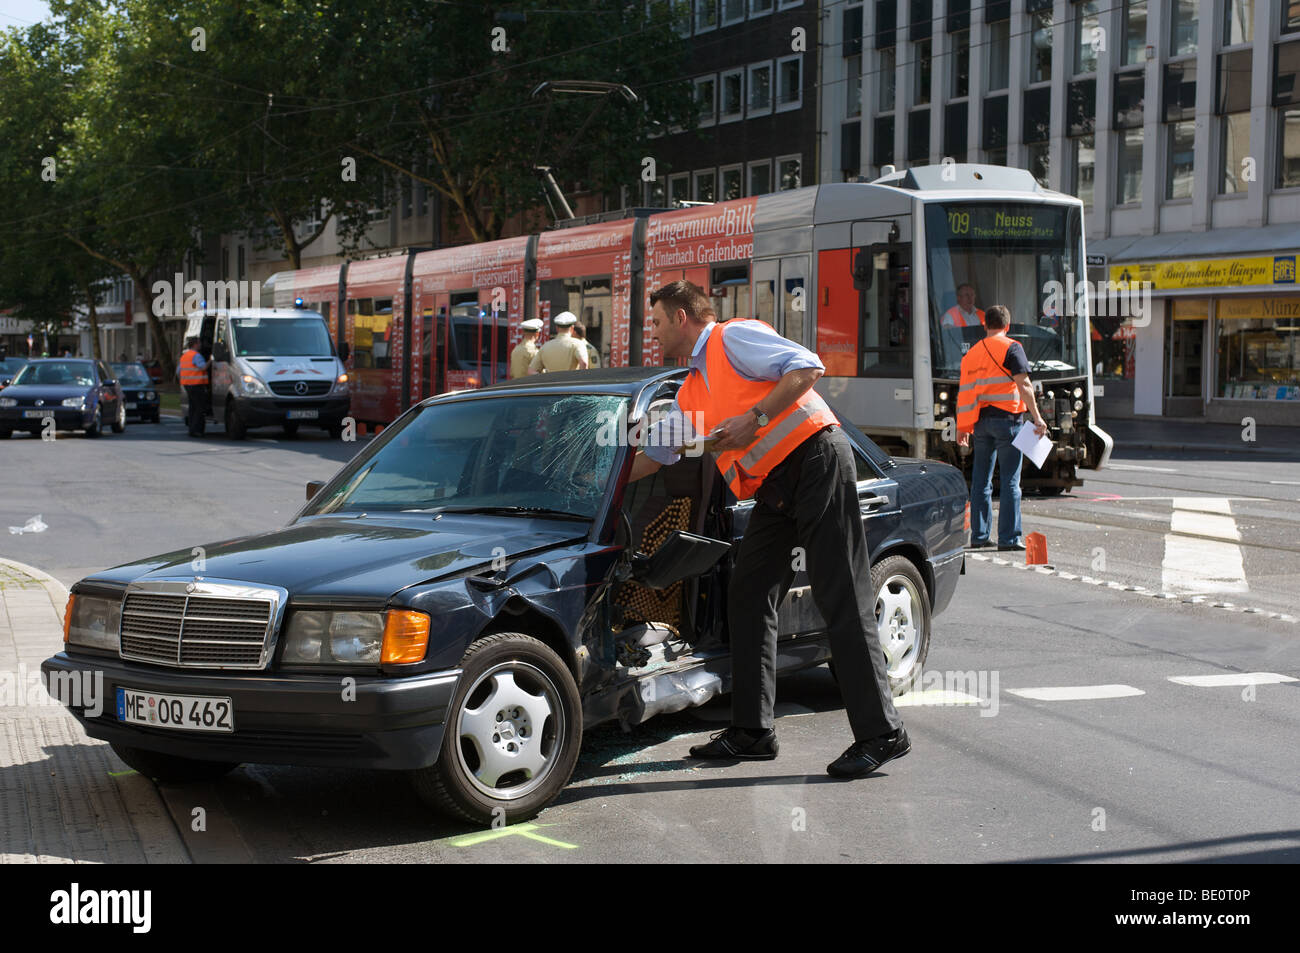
477, 366, 687, 396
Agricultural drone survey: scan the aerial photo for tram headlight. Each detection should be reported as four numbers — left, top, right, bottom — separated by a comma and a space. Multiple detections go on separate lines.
1046, 390, 1055, 400
1073, 400, 1083, 411
937, 390, 949, 401
1073, 387, 1083, 399
935, 403, 949, 415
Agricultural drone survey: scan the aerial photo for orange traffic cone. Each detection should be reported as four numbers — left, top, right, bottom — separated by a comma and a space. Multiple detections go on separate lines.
1025, 532, 1048, 565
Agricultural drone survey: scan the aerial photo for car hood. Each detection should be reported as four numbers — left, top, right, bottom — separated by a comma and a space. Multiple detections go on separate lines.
82, 514, 589, 600
1, 384, 94, 401
239, 355, 339, 381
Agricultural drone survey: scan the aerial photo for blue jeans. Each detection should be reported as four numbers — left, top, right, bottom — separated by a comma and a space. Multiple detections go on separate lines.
970, 414, 1023, 546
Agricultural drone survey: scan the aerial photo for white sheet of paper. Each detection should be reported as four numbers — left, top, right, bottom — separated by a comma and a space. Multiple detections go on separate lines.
1013, 423, 1052, 469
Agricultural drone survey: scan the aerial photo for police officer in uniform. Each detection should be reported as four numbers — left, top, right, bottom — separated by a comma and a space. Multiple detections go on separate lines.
510, 318, 543, 379
631, 280, 909, 779
528, 311, 589, 374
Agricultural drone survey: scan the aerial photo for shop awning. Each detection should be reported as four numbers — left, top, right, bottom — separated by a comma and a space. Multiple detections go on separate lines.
1089, 222, 1300, 262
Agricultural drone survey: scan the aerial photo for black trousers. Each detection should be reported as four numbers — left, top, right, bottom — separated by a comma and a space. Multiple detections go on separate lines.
728, 426, 902, 741
184, 385, 208, 435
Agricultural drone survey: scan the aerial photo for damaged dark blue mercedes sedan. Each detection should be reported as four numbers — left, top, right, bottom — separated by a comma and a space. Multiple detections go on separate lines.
43, 367, 966, 823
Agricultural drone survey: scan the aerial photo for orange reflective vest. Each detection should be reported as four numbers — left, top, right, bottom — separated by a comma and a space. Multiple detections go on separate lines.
179, 349, 207, 387
676, 320, 838, 500
956, 333, 1026, 434
943, 306, 985, 328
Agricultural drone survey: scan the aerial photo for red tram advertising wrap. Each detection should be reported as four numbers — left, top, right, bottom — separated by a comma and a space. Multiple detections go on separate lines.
264, 167, 1110, 491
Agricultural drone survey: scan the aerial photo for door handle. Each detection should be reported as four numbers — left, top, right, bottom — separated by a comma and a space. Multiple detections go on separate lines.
859, 494, 889, 510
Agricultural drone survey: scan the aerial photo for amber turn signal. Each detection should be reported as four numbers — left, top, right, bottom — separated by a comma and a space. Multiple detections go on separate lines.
63, 594, 75, 642
381, 609, 430, 664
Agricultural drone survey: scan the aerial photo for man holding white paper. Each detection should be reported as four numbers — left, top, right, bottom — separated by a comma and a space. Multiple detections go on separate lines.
955, 305, 1049, 552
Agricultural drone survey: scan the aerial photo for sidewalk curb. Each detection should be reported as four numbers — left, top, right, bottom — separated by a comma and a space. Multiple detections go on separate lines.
0, 557, 69, 618
1119, 441, 1300, 459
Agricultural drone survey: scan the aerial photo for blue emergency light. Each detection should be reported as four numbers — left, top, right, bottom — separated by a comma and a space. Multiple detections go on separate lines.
294, 297, 304, 308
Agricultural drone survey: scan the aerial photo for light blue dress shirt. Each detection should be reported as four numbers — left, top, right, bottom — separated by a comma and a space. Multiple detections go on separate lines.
641, 320, 824, 466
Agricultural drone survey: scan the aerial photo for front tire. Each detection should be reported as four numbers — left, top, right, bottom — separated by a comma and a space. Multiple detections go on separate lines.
871, 555, 932, 696
110, 743, 238, 783
411, 633, 582, 825
111, 400, 126, 433
225, 399, 247, 440
84, 405, 101, 438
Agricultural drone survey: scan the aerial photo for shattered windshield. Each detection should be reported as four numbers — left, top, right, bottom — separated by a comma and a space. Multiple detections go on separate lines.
304, 393, 627, 519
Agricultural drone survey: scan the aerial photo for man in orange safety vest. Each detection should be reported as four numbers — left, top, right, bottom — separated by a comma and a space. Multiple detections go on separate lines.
178, 336, 209, 437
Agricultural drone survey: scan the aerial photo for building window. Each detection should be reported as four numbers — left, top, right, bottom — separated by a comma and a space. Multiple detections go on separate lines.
401, 178, 412, 218
952, 30, 970, 97
1224, 1, 1253, 45
1278, 108, 1300, 188
1166, 121, 1196, 198
873, 115, 895, 168
875, 0, 897, 48
722, 0, 745, 27
1029, 10, 1052, 84
417, 181, 428, 216
847, 54, 863, 117
879, 47, 897, 111
1170, 0, 1198, 56
748, 160, 772, 195
1023, 86, 1051, 148
695, 76, 717, 125
1026, 142, 1049, 187
1071, 135, 1096, 207
1114, 71, 1145, 128
983, 93, 1007, 161
672, 0, 691, 36
696, 0, 718, 32
908, 109, 930, 162
844, 5, 864, 56
720, 69, 744, 120
1122, 1, 1148, 68
670, 173, 690, 205
645, 177, 666, 207
1285, 1, 1300, 34
914, 40, 932, 104
944, 101, 968, 160
694, 169, 717, 202
1217, 297, 1300, 400
720, 165, 743, 200
778, 155, 802, 190
777, 55, 802, 109
841, 122, 862, 180
947, 0, 971, 33
748, 62, 773, 115
750, 0, 773, 16
988, 20, 1010, 91
237, 246, 246, 280
1117, 128, 1143, 204
1220, 112, 1251, 193
1074, 1, 1100, 74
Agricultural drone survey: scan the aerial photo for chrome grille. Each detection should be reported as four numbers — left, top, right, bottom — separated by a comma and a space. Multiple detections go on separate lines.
119, 588, 276, 669
269, 380, 331, 396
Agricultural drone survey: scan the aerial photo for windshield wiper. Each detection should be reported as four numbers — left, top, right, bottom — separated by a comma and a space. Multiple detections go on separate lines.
424, 505, 591, 521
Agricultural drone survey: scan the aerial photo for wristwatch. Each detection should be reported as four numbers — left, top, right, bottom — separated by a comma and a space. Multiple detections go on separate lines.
751, 406, 770, 427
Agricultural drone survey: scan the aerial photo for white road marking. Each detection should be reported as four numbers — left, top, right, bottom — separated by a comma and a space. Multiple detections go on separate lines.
1161, 499, 1249, 594
1108, 463, 1179, 473
895, 690, 984, 706
1167, 673, 1298, 687
1008, 685, 1146, 701
1268, 480, 1300, 486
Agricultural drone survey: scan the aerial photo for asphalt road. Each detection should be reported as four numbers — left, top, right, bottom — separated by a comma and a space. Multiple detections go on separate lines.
3, 418, 1297, 862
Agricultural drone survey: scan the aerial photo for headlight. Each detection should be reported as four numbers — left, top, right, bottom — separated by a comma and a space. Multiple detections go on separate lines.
239, 374, 270, 396
0, 397, 15, 408
64, 593, 122, 651
934, 402, 949, 415
331, 373, 349, 394
937, 390, 949, 401
1073, 387, 1083, 399
282, 609, 429, 665
62, 396, 85, 408
146, 391, 156, 400
1073, 400, 1083, 411
1046, 390, 1055, 400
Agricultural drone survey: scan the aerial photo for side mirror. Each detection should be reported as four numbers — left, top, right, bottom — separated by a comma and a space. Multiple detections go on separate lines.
306, 480, 326, 502
630, 530, 731, 590
338, 341, 350, 363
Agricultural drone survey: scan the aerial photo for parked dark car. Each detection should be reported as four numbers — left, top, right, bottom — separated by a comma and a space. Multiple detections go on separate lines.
0, 358, 125, 438
0, 357, 28, 390
111, 362, 161, 423
43, 368, 965, 822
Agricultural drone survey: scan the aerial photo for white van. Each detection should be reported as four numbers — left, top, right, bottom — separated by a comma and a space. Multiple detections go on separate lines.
182, 306, 350, 439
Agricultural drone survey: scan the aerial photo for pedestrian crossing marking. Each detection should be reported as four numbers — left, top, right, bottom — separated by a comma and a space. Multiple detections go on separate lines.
1167, 673, 1297, 687
1007, 684, 1145, 701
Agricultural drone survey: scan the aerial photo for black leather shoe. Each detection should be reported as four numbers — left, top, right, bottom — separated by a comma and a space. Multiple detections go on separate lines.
967, 539, 993, 549
998, 541, 1027, 551
827, 727, 910, 778
688, 726, 778, 760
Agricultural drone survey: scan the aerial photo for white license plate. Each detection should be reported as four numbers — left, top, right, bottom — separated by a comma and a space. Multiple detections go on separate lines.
117, 688, 234, 733
23, 409, 55, 418
126, 402, 138, 409
286, 409, 319, 420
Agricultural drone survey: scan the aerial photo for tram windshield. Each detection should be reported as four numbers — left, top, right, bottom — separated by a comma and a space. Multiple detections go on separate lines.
925, 202, 1087, 380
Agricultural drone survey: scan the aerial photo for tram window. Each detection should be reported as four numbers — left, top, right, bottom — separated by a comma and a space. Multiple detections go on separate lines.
711, 264, 751, 321
783, 277, 805, 345
754, 274, 776, 325
351, 297, 394, 369
582, 277, 611, 366
857, 246, 913, 376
